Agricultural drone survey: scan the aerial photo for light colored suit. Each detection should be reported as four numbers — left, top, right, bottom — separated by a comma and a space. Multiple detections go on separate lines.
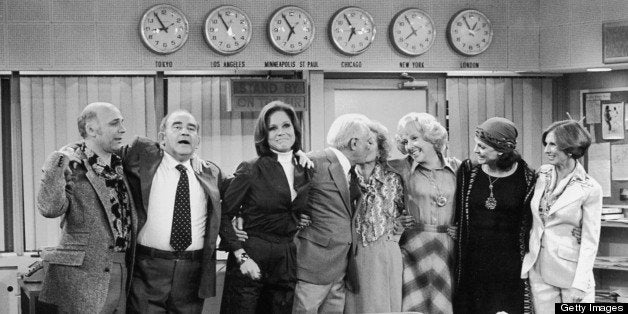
521, 163, 602, 300
37, 148, 138, 313
293, 148, 359, 313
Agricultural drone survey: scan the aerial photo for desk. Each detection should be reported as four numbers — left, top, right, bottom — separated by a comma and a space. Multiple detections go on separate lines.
18, 278, 42, 314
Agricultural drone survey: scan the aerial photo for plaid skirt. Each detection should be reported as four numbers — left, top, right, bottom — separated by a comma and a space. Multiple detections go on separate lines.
400, 226, 454, 314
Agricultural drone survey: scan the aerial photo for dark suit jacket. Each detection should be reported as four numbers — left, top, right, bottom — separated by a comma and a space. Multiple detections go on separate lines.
119, 136, 226, 298
295, 148, 359, 287
220, 153, 310, 252
37, 148, 138, 313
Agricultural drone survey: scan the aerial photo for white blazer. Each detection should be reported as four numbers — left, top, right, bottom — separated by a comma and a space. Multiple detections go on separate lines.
521, 162, 603, 291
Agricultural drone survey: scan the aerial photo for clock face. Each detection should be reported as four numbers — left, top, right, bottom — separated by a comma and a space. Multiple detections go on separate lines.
139, 4, 189, 55
329, 7, 376, 55
447, 9, 493, 56
204, 6, 252, 55
268, 6, 315, 55
389, 8, 435, 56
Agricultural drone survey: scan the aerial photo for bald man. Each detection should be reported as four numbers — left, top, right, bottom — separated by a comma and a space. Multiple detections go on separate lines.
37, 102, 138, 313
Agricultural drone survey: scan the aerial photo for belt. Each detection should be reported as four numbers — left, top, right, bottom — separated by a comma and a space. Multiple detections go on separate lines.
136, 244, 203, 260
413, 223, 449, 233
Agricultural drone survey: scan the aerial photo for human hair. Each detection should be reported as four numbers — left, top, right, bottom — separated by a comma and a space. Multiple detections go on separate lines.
159, 109, 199, 133
542, 120, 592, 159
369, 121, 391, 163
254, 100, 302, 156
495, 149, 521, 171
77, 109, 98, 138
326, 113, 371, 150
395, 112, 448, 156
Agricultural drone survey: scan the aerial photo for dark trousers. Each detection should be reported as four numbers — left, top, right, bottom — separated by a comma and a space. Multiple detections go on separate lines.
128, 245, 204, 314
220, 236, 296, 314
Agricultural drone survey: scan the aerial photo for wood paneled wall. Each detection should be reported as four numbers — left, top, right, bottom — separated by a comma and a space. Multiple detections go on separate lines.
20, 76, 156, 250
446, 77, 553, 170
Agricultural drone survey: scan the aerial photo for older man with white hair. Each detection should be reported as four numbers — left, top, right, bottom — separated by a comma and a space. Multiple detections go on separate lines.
292, 113, 375, 313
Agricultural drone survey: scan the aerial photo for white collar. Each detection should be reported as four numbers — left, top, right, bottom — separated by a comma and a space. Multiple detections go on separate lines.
329, 147, 352, 175
162, 151, 192, 172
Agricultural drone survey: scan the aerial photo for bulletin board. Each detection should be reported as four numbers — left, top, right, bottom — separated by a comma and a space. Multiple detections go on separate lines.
580, 88, 628, 205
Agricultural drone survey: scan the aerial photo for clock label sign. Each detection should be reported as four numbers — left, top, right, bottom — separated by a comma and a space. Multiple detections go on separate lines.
264, 61, 297, 68
460, 62, 479, 68
399, 62, 424, 68
340, 61, 362, 68
155, 61, 173, 68
299, 61, 319, 67
223, 61, 246, 68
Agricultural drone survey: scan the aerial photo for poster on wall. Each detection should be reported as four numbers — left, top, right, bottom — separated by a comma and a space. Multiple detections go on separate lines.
585, 100, 601, 124
602, 102, 625, 140
588, 142, 612, 197
611, 144, 628, 180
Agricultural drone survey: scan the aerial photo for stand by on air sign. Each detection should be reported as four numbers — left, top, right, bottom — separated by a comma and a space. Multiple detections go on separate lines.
229, 79, 308, 112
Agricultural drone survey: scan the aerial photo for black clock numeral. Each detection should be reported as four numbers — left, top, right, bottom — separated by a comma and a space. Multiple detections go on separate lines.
148, 35, 153, 39
177, 35, 182, 39
176, 18, 181, 23
163, 43, 167, 48
240, 36, 245, 40
171, 41, 176, 45
212, 36, 217, 40
155, 41, 159, 45
212, 19, 218, 24
227, 44, 231, 48
276, 36, 281, 40
161, 9, 167, 15
148, 18, 154, 23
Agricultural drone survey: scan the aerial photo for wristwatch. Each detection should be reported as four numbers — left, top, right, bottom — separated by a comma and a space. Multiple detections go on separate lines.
238, 252, 250, 265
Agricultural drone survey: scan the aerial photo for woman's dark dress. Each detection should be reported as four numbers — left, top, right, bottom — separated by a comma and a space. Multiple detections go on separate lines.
454, 160, 536, 314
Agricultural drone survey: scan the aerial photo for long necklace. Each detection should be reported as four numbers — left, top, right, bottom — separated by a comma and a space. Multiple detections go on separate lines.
421, 169, 448, 207
485, 174, 501, 210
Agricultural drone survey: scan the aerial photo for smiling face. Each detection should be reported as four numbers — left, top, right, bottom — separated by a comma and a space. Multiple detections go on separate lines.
473, 137, 501, 165
159, 111, 200, 162
543, 131, 571, 167
398, 125, 439, 165
267, 110, 295, 153
88, 104, 126, 153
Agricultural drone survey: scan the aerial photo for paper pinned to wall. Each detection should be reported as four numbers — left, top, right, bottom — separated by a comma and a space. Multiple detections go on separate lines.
588, 142, 612, 197
602, 102, 625, 140
612, 144, 628, 181
625, 103, 628, 130
585, 100, 601, 124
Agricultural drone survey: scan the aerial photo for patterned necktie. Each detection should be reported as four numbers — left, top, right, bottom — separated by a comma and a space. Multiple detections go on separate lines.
349, 167, 361, 213
170, 164, 192, 251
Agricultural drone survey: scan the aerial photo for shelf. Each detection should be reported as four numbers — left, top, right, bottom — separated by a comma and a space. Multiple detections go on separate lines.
602, 221, 628, 228
594, 265, 628, 271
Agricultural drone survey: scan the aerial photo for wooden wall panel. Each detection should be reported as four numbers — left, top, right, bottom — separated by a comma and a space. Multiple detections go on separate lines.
446, 78, 553, 169
20, 76, 155, 250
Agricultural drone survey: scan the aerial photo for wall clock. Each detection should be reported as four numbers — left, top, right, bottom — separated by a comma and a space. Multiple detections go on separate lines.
267, 6, 315, 55
447, 9, 493, 56
204, 5, 252, 55
139, 4, 189, 55
389, 8, 435, 56
329, 7, 376, 55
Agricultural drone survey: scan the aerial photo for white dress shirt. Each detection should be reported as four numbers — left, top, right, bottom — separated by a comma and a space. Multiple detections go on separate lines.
137, 152, 208, 251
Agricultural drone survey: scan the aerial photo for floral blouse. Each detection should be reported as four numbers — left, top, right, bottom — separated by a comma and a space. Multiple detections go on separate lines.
354, 162, 405, 246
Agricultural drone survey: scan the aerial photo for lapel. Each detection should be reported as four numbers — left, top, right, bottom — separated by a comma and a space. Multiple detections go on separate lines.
530, 177, 544, 224
260, 157, 292, 200
140, 144, 163, 211
122, 175, 139, 236
194, 167, 220, 208
543, 163, 587, 216
325, 149, 352, 214
82, 156, 117, 237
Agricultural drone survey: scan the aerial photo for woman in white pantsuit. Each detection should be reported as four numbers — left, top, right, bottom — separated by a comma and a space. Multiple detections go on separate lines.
521, 120, 603, 313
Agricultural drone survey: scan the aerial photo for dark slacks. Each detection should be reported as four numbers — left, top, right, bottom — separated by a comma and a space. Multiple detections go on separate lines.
128, 245, 204, 314
220, 236, 296, 314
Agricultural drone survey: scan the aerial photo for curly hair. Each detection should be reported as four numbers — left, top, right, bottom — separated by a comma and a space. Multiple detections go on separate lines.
395, 112, 448, 155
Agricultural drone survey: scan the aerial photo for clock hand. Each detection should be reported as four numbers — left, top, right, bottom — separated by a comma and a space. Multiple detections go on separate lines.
218, 13, 230, 31
282, 14, 296, 41
348, 27, 356, 42
463, 16, 472, 30
154, 12, 168, 32
471, 21, 478, 31
343, 14, 353, 26
404, 15, 418, 39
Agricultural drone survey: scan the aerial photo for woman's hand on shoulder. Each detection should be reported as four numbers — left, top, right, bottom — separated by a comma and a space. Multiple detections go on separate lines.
296, 214, 311, 230
190, 152, 211, 174
232, 217, 248, 241
295, 150, 314, 169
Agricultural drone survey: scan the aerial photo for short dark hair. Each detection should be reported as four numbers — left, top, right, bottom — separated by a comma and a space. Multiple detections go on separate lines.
542, 120, 592, 159
254, 101, 302, 156
159, 109, 199, 133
